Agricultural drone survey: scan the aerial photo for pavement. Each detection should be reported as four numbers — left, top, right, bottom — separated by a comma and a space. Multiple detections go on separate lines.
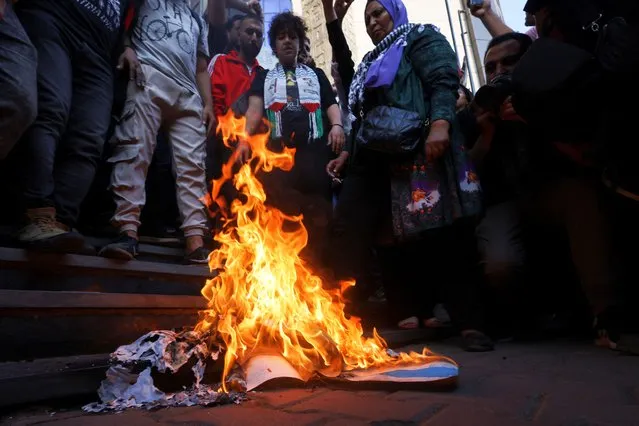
3, 340, 639, 426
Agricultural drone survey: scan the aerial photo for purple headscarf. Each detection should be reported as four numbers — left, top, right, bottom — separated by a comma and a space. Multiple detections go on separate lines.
364, 0, 410, 88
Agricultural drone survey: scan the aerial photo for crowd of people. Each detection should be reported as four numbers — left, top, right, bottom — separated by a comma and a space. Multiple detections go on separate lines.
0, 0, 638, 352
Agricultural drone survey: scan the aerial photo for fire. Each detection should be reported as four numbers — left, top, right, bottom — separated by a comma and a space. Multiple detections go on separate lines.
196, 112, 452, 389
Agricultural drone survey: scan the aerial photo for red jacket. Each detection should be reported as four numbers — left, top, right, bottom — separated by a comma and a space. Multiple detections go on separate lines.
209, 51, 261, 117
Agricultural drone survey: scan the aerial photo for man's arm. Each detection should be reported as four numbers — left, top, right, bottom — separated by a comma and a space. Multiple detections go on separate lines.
210, 57, 226, 117
207, 0, 263, 36
196, 56, 215, 134
469, 0, 513, 38
207, 0, 227, 27
322, 0, 338, 24
322, 0, 356, 92
235, 95, 264, 163
245, 95, 264, 136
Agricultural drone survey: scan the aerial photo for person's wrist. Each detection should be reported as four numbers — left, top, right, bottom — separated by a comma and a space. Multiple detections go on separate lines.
431, 119, 450, 130
323, 7, 338, 23
339, 150, 349, 159
331, 123, 343, 129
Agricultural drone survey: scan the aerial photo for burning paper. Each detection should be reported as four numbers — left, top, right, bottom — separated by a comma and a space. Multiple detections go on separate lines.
83, 330, 243, 412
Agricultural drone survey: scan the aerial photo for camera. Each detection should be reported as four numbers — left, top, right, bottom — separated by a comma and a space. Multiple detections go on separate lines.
473, 73, 513, 112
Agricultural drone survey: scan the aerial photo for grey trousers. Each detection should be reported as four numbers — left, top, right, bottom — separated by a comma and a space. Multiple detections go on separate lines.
0, 1, 37, 159
476, 176, 616, 314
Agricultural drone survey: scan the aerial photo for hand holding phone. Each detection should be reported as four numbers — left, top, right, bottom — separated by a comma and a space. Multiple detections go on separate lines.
468, 0, 492, 18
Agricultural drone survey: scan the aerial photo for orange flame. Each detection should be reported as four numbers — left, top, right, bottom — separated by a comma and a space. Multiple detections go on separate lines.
196, 111, 451, 389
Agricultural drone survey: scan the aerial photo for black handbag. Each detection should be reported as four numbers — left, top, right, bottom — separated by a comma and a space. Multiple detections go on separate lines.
355, 105, 429, 155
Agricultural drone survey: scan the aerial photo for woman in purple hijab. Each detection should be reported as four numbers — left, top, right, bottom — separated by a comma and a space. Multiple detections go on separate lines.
324, 0, 493, 352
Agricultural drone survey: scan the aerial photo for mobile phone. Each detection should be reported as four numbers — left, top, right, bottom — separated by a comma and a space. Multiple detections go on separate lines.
468, 0, 483, 6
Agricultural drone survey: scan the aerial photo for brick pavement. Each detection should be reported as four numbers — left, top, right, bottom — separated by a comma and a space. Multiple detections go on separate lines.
3, 341, 639, 426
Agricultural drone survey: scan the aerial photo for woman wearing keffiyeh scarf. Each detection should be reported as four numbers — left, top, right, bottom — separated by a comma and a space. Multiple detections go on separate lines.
325, 0, 494, 352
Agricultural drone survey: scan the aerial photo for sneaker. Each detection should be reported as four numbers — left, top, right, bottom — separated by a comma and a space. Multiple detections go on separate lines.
184, 246, 210, 265
98, 234, 139, 261
18, 207, 85, 252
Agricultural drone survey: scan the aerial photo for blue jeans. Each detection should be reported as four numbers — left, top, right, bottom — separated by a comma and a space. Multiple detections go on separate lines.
0, 1, 37, 160
15, 7, 114, 226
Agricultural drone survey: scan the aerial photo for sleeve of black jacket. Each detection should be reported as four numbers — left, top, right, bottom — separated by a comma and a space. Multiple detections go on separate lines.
326, 19, 355, 92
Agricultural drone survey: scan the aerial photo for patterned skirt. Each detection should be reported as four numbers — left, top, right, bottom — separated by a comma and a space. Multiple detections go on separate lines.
389, 120, 483, 240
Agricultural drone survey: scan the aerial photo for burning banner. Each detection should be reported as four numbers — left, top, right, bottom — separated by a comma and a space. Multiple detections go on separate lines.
85, 112, 457, 412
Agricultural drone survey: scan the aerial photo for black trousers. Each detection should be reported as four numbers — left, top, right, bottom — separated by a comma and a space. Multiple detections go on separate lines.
259, 142, 333, 270
329, 153, 484, 331
16, 8, 114, 227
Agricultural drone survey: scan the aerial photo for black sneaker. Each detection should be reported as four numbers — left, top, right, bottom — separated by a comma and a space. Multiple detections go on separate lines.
184, 246, 210, 265
98, 234, 139, 261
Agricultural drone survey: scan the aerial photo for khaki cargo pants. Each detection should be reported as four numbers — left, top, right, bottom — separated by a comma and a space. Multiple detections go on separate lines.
109, 64, 208, 237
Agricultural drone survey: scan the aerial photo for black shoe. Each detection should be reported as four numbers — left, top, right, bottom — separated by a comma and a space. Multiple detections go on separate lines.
461, 330, 495, 352
98, 235, 139, 261
184, 246, 210, 265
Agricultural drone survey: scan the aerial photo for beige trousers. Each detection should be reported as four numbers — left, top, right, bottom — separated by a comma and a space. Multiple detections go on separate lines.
109, 64, 208, 237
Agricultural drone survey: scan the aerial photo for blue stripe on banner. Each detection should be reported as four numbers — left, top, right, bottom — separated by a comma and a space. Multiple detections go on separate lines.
381, 366, 458, 379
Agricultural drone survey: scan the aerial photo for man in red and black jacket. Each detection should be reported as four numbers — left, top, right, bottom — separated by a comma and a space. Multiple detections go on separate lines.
206, 12, 264, 189
209, 13, 264, 118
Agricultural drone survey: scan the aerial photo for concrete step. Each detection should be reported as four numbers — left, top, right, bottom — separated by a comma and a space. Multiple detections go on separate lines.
0, 353, 109, 408
0, 247, 212, 281
0, 289, 206, 361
